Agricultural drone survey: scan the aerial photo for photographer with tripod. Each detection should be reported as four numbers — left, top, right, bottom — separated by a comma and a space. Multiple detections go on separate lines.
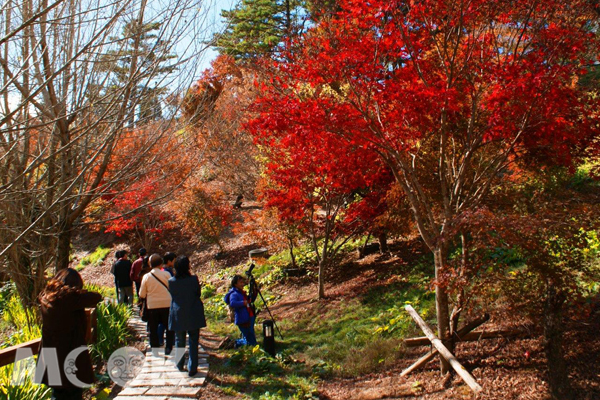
224, 274, 258, 347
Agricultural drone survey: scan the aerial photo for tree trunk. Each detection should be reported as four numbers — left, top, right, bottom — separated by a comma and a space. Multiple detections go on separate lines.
12, 251, 35, 308
288, 238, 297, 268
544, 281, 572, 400
56, 221, 73, 271
318, 259, 325, 299
378, 231, 388, 253
451, 232, 469, 334
138, 228, 154, 250
433, 246, 452, 375
358, 232, 372, 259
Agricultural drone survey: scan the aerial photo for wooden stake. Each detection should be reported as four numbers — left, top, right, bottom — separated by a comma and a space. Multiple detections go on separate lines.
405, 305, 483, 394
453, 313, 490, 339
405, 314, 489, 347
401, 314, 489, 377
405, 328, 524, 347
401, 349, 438, 377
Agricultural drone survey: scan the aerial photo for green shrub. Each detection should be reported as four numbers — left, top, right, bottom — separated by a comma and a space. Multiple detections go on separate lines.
90, 302, 132, 363
0, 361, 51, 400
227, 346, 283, 376
201, 283, 216, 299
76, 245, 112, 271
85, 284, 116, 300
218, 347, 319, 400
0, 294, 49, 400
1, 296, 41, 348
266, 242, 317, 270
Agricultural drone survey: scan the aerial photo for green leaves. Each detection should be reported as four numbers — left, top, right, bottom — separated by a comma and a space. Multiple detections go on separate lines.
90, 302, 132, 363
215, 0, 306, 60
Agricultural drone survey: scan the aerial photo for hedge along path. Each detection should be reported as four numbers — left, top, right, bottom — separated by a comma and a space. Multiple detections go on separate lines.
115, 312, 209, 399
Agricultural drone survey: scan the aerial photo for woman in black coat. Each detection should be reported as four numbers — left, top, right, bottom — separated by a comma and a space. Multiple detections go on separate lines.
36, 268, 102, 400
168, 256, 206, 376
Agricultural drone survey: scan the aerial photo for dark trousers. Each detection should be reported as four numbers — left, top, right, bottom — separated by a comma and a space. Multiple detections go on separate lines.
118, 285, 133, 305
147, 307, 174, 351
52, 387, 83, 400
174, 329, 200, 373
134, 281, 141, 299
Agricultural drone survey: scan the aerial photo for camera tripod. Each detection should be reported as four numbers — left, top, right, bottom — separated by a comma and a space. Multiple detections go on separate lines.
246, 263, 284, 340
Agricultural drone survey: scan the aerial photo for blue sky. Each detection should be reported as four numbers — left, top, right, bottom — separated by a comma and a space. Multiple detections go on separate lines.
195, 0, 237, 71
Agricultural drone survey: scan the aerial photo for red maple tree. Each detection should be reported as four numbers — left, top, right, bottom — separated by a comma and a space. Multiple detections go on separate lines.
102, 176, 174, 249
250, 0, 600, 372
251, 103, 393, 297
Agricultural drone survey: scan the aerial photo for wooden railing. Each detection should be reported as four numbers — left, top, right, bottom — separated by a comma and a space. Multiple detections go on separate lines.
0, 308, 97, 369
0, 339, 42, 368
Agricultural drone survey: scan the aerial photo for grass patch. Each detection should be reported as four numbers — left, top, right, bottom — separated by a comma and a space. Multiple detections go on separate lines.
205, 251, 436, 398
210, 347, 319, 400
76, 245, 111, 271
265, 237, 369, 273
0, 366, 51, 400
277, 278, 434, 378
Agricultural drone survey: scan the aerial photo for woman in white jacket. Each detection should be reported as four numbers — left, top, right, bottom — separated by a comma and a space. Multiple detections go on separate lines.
139, 254, 174, 354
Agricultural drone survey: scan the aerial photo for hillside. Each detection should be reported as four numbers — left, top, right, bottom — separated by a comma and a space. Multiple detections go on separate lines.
76, 206, 600, 400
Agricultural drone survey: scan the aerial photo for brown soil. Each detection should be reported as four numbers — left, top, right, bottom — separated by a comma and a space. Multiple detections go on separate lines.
318, 306, 600, 400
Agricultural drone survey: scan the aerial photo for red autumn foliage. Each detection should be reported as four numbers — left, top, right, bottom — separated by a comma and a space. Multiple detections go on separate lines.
250, 102, 394, 296
249, 0, 600, 371
85, 123, 192, 247
168, 181, 232, 252
102, 175, 174, 248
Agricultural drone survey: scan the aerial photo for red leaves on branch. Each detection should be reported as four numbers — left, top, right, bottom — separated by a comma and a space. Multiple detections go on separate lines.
103, 175, 174, 248
250, 0, 600, 240
248, 0, 600, 302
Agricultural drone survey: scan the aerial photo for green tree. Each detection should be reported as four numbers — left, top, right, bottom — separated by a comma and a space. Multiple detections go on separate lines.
100, 21, 177, 126
215, 0, 306, 60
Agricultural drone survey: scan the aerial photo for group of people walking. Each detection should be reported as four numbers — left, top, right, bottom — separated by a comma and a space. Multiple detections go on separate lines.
111, 249, 207, 376
36, 249, 208, 400
35, 246, 262, 400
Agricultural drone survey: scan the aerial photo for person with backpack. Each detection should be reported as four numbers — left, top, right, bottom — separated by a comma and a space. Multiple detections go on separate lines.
139, 254, 174, 354
224, 275, 257, 347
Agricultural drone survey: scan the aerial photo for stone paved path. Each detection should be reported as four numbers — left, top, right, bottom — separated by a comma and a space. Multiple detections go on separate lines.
114, 314, 209, 399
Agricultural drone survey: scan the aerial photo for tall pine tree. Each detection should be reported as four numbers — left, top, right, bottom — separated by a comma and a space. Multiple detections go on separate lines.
98, 21, 177, 126
214, 0, 305, 60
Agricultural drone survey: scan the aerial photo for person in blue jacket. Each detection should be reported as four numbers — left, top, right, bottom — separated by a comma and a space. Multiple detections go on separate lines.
168, 255, 206, 376
224, 274, 257, 347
